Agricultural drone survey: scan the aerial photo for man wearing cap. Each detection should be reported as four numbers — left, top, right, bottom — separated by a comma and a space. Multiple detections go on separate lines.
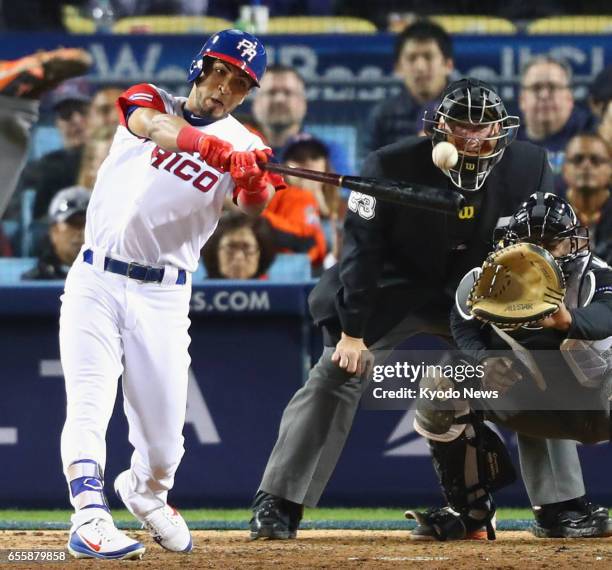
22, 186, 89, 280
58, 29, 284, 560
18, 79, 92, 219
0, 47, 92, 220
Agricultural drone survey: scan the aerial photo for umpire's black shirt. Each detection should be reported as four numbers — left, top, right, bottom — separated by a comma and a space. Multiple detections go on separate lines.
309, 136, 553, 346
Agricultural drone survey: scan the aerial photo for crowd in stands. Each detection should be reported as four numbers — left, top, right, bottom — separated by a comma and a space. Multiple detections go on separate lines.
2, 1, 610, 32
0, 17, 610, 283
364, 20, 454, 152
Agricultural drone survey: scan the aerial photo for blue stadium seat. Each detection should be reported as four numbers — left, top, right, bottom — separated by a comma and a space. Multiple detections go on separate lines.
268, 254, 311, 281
192, 262, 207, 283
0, 258, 37, 283
20, 189, 37, 256
307, 124, 357, 175
22, 221, 49, 258
30, 126, 63, 160
1, 220, 20, 254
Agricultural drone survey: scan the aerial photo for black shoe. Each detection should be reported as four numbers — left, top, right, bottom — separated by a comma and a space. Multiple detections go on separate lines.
531, 496, 609, 538
249, 491, 303, 540
406, 496, 497, 541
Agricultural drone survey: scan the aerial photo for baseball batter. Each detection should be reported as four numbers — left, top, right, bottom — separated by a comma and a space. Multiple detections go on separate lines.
59, 30, 282, 560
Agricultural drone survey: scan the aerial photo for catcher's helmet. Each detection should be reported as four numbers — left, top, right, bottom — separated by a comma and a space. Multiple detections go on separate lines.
424, 78, 519, 192
187, 29, 267, 87
497, 192, 590, 266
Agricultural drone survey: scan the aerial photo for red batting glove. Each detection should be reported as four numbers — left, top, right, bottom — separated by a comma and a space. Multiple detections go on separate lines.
230, 151, 267, 193
176, 126, 233, 171
252, 148, 287, 189
198, 135, 233, 171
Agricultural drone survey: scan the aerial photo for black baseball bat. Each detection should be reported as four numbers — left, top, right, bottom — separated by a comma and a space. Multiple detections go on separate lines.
261, 163, 464, 213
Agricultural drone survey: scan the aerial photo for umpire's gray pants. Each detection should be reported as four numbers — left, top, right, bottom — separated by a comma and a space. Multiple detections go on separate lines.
259, 313, 585, 507
0, 95, 38, 218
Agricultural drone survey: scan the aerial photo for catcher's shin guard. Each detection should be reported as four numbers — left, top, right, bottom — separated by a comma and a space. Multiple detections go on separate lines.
425, 415, 516, 540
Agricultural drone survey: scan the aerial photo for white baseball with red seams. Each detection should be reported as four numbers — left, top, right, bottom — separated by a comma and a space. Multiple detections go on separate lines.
431, 141, 459, 170
60, 82, 270, 536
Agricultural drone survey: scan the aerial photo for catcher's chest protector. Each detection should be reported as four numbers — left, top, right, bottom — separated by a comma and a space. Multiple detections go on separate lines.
455, 255, 612, 388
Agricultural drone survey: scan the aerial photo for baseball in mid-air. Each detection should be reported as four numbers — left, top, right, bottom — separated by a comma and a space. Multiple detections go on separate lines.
432, 142, 459, 170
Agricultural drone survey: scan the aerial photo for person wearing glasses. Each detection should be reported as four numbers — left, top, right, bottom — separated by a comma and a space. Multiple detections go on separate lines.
563, 133, 612, 264
518, 56, 595, 192
251, 64, 353, 176
201, 212, 277, 280
17, 79, 92, 220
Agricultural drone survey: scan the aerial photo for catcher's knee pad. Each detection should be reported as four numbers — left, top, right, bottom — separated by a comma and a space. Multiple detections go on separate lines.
413, 371, 470, 440
429, 416, 516, 512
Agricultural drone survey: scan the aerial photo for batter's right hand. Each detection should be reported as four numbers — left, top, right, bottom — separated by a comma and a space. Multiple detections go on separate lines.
197, 135, 233, 171
332, 333, 372, 377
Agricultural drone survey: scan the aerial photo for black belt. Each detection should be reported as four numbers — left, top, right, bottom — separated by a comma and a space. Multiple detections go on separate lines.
83, 249, 186, 285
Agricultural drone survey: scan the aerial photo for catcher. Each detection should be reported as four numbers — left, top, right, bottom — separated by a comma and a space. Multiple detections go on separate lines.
409, 192, 612, 541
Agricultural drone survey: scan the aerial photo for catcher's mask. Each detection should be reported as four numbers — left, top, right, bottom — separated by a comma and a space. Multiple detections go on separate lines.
495, 192, 590, 267
423, 78, 519, 192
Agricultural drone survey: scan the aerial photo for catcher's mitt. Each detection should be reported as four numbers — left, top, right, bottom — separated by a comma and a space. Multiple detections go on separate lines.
467, 242, 566, 328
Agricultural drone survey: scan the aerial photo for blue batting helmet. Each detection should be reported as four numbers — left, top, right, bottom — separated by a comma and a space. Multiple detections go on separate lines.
187, 29, 267, 87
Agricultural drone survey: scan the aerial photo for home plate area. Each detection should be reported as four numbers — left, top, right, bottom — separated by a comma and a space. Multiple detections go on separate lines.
0, 530, 610, 569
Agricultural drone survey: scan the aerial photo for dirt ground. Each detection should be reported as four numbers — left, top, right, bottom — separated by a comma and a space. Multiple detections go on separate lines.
0, 530, 611, 569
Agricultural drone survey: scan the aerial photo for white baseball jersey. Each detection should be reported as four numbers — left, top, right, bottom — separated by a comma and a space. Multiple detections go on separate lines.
85, 83, 269, 272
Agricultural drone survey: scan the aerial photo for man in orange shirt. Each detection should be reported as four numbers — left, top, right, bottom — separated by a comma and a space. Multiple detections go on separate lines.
263, 135, 340, 270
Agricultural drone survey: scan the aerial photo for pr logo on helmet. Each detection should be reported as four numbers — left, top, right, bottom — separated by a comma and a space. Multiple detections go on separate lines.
348, 191, 376, 220
236, 39, 259, 62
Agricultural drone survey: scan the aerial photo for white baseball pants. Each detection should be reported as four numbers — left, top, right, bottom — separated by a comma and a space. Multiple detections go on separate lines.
59, 256, 192, 522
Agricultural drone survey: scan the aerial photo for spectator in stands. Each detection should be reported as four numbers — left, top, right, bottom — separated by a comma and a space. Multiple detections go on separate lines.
364, 19, 454, 152
251, 64, 352, 174
77, 126, 115, 189
0, 46, 91, 226
263, 134, 340, 270
87, 85, 123, 132
588, 66, 612, 121
76, 85, 123, 189
597, 100, 612, 149
48, 78, 91, 150
201, 213, 276, 280
518, 55, 595, 190
19, 78, 91, 220
22, 186, 89, 280
563, 133, 612, 264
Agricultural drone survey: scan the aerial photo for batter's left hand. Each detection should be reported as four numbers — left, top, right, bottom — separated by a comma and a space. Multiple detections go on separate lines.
230, 151, 267, 193
538, 303, 572, 331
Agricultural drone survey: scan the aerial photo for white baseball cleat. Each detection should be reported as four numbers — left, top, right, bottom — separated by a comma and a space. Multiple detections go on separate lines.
115, 470, 193, 552
67, 518, 145, 560
143, 504, 193, 552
